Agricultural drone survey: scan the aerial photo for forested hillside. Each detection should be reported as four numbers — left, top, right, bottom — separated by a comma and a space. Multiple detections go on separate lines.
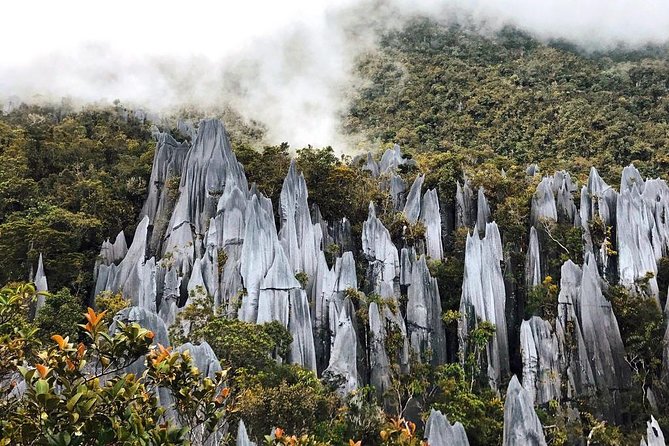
346, 20, 669, 181
1, 19, 669, 446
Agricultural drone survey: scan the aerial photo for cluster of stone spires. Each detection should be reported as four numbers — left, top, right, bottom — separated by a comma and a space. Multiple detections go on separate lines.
33, 118, 669, 444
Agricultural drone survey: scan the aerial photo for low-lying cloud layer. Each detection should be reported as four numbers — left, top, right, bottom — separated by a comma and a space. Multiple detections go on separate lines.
2, 0, 669, 148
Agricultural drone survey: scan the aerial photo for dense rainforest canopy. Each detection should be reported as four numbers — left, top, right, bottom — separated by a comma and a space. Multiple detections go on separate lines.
1, 19, 669, 446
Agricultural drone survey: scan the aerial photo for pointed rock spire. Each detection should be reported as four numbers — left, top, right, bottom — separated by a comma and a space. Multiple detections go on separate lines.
425, 409, 470, 446
403, 174, 425, 224
502, 375, 547, 446
236, 420, 256, 446
323, 306, 358, 396
640, 416, 666, 446
459, 222, 509, 389
520, 317, 560, 405
34, 254, 48, 310
420, 188, 443, 260
407, 256, 446, 364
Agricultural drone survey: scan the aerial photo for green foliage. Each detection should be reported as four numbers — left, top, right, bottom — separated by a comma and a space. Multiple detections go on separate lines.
538, 220, 584, 277
607, 284, 665, 430
235, 143, 292, 207
0, 106, 155, 294
346, 19, 669, 181
236, 370, 337, 439
462, 321, 497, 390
327, 387, 385, 446
295, 271, 310, 289
429, 258, 464, 314
297, 147, 383, 224
324, 243, 341, 268
384, 212, 426, 247
0, 301, 232, 445
525, 276, 559, 320
205, 318, 293, 374
0, 283, 41, 383
35, 288, 84, 344
94, 290, 130, 326
432, 363, 504, 446
657, 256, 669, 304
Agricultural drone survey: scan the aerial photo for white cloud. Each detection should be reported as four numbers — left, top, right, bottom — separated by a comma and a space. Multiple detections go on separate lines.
2, 0, 669, 148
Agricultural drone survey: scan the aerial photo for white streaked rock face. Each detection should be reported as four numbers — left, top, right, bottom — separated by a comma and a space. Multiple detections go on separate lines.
456, 178, 476, 229
403, 174, 425, 224
640, 416, 666, 446
323, 305, 359, 396
459, 221, 509, 389
34, 253, 48, 310
531, 177, 558, 225
556, 255, 630, 417
617, 165, 665, 304
420, 188, 443, 260
236, 420, 256, 446
425, 409, 470, 446
362, 203, 399, 294
476, 187, 491, 232
520, 316, 560, 405
407, 256, 446, 365
141, 132, 189, 254
526, 227, 542, 288
368, 302, 391, 400
503, 375, 547, 446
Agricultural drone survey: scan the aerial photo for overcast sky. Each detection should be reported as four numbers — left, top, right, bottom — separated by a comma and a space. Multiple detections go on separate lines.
3, 0, 669, 147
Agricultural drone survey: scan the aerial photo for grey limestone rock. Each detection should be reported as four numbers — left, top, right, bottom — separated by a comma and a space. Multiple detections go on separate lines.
257, 242, 316, 371
288, 287, 318, 372
176, 119, 197, 141
425, 409, 470, 446
459, 222, 509, 389
579, 167, 617, 273
379, 144, 405, 173
556, 255, 630, 416
388, 174, 408, 211
237, 420, 256, 446
141, 132, 189, 254
526, 227, 542, 288
175, 341, 222, 378
617, 165, 669, 304
94, 216, 157, 310
400, 247, 415, 287
640, 416, 666, 446
520, 317, 561, 405
363, 152, 380, 177
502, 375, 547, 446
456, 179, 476, 229
403, 174, 425, 224
476, 187, 491, 232
362, 203, 399, 293
323, 306, 359, 396
163, 119, 247, 281
555, 260, 596, 398
34, 253, 48, 311
98, 231, 128, 267
407, 256, 446, 365
369, 302, 391, 399
420, 188, 443, 260
617, 179, 660, 302
239, 195, 279, 323
278, 161, 319, 291
531, 177, 558, 225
